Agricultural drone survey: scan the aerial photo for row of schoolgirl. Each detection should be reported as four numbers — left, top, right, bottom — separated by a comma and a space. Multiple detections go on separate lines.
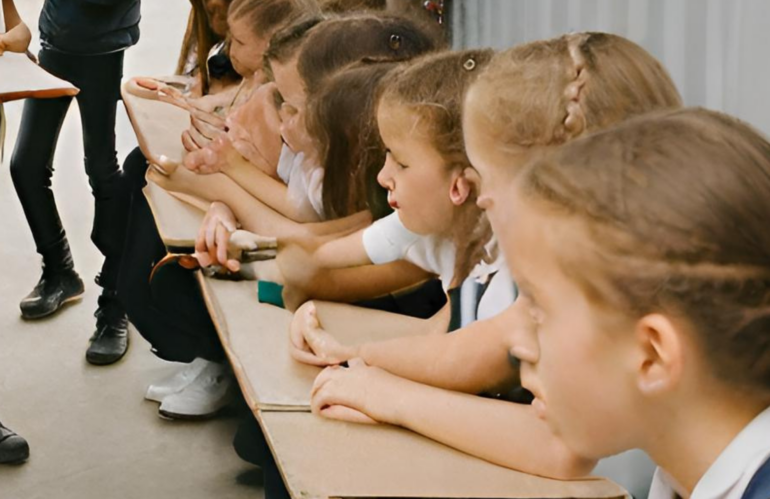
101, 0, 770, 497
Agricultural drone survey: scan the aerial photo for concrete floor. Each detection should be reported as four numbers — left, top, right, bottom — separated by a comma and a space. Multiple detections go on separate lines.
0, 2, 263, 498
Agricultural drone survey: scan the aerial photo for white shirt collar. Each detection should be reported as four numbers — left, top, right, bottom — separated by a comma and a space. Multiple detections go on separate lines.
649, 405, 770, 499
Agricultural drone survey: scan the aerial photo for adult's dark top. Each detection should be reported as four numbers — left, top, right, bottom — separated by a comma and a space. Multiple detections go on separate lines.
39, 0, 141, 55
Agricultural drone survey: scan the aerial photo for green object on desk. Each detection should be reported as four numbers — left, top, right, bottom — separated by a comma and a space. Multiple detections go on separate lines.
258, 281, 285, 309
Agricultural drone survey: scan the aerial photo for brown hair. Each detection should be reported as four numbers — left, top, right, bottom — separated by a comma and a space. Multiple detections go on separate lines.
229, 0, 320, 39
385, 0, 449, 48
319, 0, 386, 13
263, 16, 325, 80
176, 0, 232, 93
379, 48, 496, 284
306, 61, 399, 220
520, 107, 770, 391
469, 32, 682, 158
297, 14, 437, 97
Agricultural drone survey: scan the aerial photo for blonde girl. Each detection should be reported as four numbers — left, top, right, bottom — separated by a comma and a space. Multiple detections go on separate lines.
496, 107, 770, 498
297, 33, 682, 479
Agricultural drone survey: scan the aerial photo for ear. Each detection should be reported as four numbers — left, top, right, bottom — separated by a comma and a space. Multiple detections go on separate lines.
449, 171, 472, 206
634, 314, 685, 396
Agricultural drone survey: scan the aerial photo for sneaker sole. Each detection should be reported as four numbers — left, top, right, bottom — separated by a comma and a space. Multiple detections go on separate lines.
157, 406, 224, 421
20, 292, 85, 321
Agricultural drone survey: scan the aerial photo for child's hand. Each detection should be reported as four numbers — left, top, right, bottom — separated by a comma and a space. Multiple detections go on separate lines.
183, 136, 239, 174
289, 302, 358, 366
310, 358, 383, 425
195, 201, 240, 272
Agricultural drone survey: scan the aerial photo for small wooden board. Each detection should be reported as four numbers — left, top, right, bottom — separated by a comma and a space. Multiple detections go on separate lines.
143, 179, 204, 249
121, 78, 189, 168
259, 411, 630, 499
0, 52, 79, 102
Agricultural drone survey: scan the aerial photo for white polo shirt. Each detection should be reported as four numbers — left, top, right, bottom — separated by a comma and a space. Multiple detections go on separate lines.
362, 211, 456, 290
649, 405, 770, 499
276, 144, 325, 221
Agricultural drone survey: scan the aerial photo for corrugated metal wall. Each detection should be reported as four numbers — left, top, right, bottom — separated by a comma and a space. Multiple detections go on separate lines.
450, 0, 770, 136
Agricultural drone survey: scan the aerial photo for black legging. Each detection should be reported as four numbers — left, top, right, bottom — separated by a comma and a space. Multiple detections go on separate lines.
117, 147, 225, 363
10, 48, 128, 289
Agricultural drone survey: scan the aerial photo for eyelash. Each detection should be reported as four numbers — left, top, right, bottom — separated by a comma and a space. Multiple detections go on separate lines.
386, 150, 407, 169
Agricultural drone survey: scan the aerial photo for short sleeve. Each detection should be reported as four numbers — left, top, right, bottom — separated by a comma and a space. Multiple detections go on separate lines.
362, 212, 421, 265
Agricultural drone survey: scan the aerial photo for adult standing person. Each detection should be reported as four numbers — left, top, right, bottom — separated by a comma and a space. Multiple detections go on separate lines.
9, 0, 141, 365
0, 0, 32, 464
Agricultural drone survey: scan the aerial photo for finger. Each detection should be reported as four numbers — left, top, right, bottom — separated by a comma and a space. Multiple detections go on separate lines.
225, 258, 241, 273
289, 345, 331, 367
191, 109, 226, 130
191, 115, 220, 140
348, 358, 367, 369
188, 122, 210, 148
320, 405, 378, 425
204, 218, 217, 260
215, 223, 229, 266
181, 130, 199, 152
310, 366, 342, 398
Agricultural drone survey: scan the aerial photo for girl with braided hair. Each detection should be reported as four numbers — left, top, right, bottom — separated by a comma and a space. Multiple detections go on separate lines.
294, 33, 682, 480
491, 108, 770, 498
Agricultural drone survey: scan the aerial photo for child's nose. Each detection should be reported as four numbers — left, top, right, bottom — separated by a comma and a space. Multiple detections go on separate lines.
377, 159, 395, 190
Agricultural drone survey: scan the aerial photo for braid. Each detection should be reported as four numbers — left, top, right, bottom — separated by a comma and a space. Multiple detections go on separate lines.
558, 33, 590, 142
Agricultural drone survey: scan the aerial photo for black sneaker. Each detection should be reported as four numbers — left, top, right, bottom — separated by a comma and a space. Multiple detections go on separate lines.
19, 268, 85, 320
0, 422, 29, 464
85, 290, 129, 366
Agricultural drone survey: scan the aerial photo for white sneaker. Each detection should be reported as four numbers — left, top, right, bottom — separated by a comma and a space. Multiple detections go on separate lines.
158, 361, 234, 420
145, 358, 211, 403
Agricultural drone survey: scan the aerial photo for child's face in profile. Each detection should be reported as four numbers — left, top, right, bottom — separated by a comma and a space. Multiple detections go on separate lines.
272, 56, 319, 164
376, 102, 458, 236
462, 87, 534, 233
500, 189, 643, 460
228, 14, 269, 77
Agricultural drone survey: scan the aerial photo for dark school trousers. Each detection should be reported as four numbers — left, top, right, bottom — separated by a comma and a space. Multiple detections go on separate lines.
117, 147, 225, 363
10, 48, 128, 290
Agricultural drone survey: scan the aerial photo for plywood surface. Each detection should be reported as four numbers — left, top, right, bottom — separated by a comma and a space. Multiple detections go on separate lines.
260, 411, 629, 499
199, 277, 430, 411
0, 52, 79, 102
143, 179, 204, 248
121, 79, 189, 167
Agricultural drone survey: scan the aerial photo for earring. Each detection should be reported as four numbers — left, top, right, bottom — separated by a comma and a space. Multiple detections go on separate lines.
389, 34, 402, 51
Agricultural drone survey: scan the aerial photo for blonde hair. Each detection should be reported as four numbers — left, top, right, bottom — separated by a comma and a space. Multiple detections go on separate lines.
470, 32, 682, 153
520, 108, 770, 391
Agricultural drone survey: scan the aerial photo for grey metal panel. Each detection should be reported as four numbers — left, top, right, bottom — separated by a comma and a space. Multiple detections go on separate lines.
450, 0, 770, 135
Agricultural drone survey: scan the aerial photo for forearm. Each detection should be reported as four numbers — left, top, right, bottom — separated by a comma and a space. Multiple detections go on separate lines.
303, 261, 432, 303
370, 379, 596, 479
359, 309, 517, 394
314, 230, 371, 268
226, 160, 318, 223
2, 0, 22, 28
